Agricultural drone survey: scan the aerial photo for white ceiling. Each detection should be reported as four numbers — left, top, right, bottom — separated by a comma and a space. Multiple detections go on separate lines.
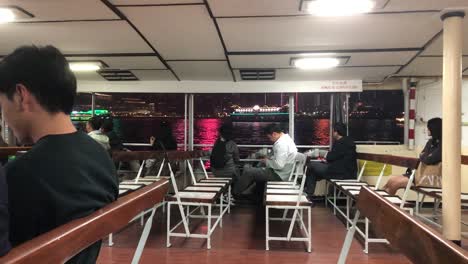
0, 0, 467, 84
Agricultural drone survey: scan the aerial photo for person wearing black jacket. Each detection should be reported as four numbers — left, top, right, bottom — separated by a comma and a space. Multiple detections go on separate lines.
304, 123, 357, 197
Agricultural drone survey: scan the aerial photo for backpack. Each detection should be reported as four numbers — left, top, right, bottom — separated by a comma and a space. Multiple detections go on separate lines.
210, 139, 227, 169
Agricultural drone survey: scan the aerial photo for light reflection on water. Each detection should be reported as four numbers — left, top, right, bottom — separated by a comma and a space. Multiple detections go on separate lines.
116, 117, 402, 150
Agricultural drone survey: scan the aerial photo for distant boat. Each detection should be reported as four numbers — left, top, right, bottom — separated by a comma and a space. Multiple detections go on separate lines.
230, 105, 289, 122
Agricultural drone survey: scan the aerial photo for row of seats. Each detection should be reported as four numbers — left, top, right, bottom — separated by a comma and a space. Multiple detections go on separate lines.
325, 153, 419, 253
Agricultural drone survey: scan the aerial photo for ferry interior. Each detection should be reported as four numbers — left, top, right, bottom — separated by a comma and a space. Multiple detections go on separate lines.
1, 0, 468, 263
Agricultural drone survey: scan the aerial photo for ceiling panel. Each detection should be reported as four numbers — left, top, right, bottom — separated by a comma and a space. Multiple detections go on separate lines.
66, 56, 166, 70
207, 0, 388, 17
75, 72, 105, 82
120, 5, 225, 60
235, 66, 399, 82
219, 13, 441, 52
0, 0, 118, 21
422, 19, 468, 55
229, 51, 417, 68
169, 61, 232, 80
132, 70, 177, 80
110, 0, 202, 5
383, 0, 468, 12
0, 21, 153, 55
396, 56, 468, 76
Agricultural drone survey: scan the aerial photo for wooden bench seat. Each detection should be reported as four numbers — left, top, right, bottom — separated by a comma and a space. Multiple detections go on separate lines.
266, 188, 302, 195
265, 194, 311, 206
183, 186, 224, 193
167, 191, 220, 203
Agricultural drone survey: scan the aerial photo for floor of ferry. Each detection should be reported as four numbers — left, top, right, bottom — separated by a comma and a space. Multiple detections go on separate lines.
97, 202, 468, 264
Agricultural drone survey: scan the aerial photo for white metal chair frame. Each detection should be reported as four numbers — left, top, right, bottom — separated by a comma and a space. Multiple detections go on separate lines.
166, 159, 229, 249
265, 157, 312, 252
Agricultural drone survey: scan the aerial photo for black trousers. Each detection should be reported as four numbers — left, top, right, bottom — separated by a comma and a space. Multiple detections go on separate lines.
234, 165, 281, 195
304, 161, 330, 196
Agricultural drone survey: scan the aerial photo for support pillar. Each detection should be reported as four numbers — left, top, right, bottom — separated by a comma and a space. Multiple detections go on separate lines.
402, 78, 409, 146
441, 10, 464, 243
188, 94, 194, 151
289, 94, 295, 140
408, 79, 417, 150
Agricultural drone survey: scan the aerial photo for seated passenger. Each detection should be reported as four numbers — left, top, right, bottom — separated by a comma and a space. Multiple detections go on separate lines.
145, 121, 177, 176
210, 124, 240, 180
0, 166, 10, 256
383, 117, 442, 195
0, 45, 118, 263
100, 119, 123, 151
304, 123, 357, 197
86, 116, 111, 151
234, 124, 297, 196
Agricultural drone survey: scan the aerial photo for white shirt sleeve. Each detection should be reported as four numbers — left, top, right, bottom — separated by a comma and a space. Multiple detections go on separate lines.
266, 143, 290, 170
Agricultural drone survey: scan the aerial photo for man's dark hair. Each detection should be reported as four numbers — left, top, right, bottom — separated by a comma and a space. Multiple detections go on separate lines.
427, 117, 442, 141
0, 45, 77, 114
101, 119, 114, 133
88, 116, 102, 131
333, 123, 347, 137
219, 123, 234, 141
263, 123, 284, 135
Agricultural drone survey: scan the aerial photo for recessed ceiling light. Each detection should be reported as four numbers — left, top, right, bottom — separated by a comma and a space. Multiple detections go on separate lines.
0, 8, 15, 23
69, 62, 102, 72
302, 0, 376, 16
291, 57, 340, 70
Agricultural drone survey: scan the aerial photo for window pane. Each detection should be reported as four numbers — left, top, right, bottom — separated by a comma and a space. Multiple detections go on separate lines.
295, 93, 331, 146
349, 90, 404, 143
193, 93, 288, 152
93, 93, 185, 145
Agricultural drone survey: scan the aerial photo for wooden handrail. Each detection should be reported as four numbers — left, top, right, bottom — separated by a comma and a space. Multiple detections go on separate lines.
0, 179, 170, 264
462, 155, 468, 165
356, 186, 468, 264
0, 147, 32, 159
357, 152, 420, 169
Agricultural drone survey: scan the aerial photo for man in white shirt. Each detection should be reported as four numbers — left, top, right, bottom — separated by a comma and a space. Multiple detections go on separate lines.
234, 124, 297, 196
86, 116, 111, 151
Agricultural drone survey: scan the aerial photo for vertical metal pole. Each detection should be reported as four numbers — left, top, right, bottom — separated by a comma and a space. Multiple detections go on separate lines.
441, 10, 464, 243
184, 94, 188, 151
408, 80, 417, 150
402, 78, 409, 146
345, 93, 350, 136
91, 92, 96, 116
189, 94, 194, 151
289, 94, 295, 140
329, 94, 334, 150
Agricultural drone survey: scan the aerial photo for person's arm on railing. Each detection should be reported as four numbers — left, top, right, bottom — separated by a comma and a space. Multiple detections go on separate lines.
0, 166, 10, 256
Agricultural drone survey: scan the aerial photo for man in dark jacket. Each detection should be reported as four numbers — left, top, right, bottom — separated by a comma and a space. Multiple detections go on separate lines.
304, 123, 357, 197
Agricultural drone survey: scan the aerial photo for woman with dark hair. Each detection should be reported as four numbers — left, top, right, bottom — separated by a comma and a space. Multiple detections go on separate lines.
210, 124, 240, 179
150, 121, 177, 151
383, 117, 442, 195
145, 121, 178, 176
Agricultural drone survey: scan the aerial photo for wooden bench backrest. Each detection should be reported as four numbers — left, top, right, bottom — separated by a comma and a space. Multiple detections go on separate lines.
166, 150, 209, 161
111, 150, 166, 162
357, 186, 468, 264
357, 152, 419, 169
0, 179, 170, 263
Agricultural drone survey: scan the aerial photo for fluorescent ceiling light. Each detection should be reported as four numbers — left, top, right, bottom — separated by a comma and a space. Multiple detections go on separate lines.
0, 8, 15, 23
303, 0, 375, 16
69, 62, 102, 72
292, 57, 340, 70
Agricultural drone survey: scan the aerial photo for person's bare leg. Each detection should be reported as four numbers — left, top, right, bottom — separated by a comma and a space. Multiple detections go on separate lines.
385, 175, 409, 195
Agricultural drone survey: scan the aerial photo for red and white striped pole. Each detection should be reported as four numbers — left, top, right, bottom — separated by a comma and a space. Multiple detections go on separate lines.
408, 80, 417, 150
